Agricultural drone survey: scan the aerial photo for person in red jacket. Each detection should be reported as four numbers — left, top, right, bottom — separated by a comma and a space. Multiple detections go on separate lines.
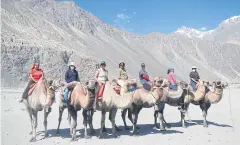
19, 63, 44, 102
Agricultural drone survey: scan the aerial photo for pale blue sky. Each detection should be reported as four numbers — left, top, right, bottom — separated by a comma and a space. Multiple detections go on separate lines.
66, 0, 240, 34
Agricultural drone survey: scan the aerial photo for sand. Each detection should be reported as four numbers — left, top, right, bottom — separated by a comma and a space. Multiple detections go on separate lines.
1, 87, 240, 145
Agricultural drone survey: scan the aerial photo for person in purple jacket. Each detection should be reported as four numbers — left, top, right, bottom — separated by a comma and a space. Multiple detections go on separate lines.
64, 62, 80, 103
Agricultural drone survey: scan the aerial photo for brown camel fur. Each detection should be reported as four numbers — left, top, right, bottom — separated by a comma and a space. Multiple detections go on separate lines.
129, 77, 168, 135
194, 81, 226, 127
23, 77, 56, 142
60, 80, 96, 141
95, 79, 136, 138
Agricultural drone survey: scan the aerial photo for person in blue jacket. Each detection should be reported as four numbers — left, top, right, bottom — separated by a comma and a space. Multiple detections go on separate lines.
64, 62, 80, 103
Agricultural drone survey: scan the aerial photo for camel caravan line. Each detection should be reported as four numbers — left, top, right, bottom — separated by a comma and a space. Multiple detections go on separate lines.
21, 76, 228, 142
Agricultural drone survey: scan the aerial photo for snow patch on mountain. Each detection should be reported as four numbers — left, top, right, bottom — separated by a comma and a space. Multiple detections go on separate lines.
220, 15, 240, 26
175, 26, 213, 38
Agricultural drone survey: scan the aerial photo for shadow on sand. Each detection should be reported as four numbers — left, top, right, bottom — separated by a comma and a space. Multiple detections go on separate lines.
102, 123, 183, 137
187, 120, 232, 128
41, 123, 183, 140
166, 120, 232, 128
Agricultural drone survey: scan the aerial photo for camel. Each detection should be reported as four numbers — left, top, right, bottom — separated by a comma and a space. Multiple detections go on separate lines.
128, 77, 169, 135
53, 80, 73, 136
190, 81, 227, 127
95, 79, 136, 139
55, 80, 96, 141
153, 80, 208, 129
22, 77, 56, 142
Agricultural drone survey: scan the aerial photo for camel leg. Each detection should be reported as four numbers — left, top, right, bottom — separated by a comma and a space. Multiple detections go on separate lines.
109, 108, 118, 138
184, 104, 192, 121
154, 110, 159, 129
102, 124, 107, 132
88, 109, 95, 135
180, 111, 186, 128
200, 102, 211, 127
26, 107, 33, 135
157, 103, 166, 131
180, 102, 190, 128
109, 110, 121, 132
121, 108, 129, 130
67, 109, 72, 135
162, 115, 170, 128
56, 106, 65, 135
68, 107, 77, 141
43, 108, 51, 138
29, 110, 38, 142
132, 104, 140, 135
99, 110, 106, 139
82, 109, 91, 139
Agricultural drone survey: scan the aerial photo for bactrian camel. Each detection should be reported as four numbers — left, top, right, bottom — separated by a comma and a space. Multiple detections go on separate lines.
56, 80, 96, 141
54, 80, 95, 138
128, 77, 169, 135
95, 79, 136, 138
153, 80, 208, 129
190, 81, 227, 127
22, 77, 56, 142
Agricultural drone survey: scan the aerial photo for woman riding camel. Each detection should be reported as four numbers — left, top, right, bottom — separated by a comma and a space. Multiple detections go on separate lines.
19, 62, 44, 102
189, 66, 200, 91
167, 67, 177, 90
94, 61, 108, 107
64, 62, 80, 104
119, 62, 128, 80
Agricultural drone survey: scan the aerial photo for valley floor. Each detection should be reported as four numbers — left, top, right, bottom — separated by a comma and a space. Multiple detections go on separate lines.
1, 87, 240, 145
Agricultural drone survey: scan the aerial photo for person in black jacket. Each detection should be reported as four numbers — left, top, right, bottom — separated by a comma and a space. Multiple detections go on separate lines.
64, 62, 80, 103
189, 66, 200, 91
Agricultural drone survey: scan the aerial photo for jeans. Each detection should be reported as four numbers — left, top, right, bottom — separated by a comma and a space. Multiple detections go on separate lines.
22, 80, 35, 99
170, 84, 177, 90
142, 83, 151, 91
63, 87, 72, 102
191, 80, 197, 90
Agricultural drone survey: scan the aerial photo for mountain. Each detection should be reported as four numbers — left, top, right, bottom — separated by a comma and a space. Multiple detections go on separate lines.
1, 0, 240, 87
174, 16, 240, 44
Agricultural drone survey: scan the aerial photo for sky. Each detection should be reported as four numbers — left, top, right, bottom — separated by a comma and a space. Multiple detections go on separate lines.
69, 0, 240, 34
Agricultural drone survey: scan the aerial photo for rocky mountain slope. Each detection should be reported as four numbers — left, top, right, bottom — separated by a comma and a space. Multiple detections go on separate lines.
1, 0, 240, 87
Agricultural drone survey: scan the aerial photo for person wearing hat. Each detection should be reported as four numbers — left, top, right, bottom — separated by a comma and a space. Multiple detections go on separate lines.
119, 62, 128, 80
189, 66, 200, 91
63, 62, 80, 103
19, 62, 44, 102
94, 61, 108, 108
139, 63, 151, 90
167, 67, 177, 90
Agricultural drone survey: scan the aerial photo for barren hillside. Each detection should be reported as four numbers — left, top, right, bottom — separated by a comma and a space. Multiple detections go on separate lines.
1, 0, 240, 87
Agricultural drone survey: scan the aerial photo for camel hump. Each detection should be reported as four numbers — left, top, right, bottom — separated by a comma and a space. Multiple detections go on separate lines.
167, 86, 183, 99
67, 81, 80, 88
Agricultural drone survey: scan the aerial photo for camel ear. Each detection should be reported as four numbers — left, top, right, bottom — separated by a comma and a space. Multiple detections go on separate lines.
48, 80, 53, 86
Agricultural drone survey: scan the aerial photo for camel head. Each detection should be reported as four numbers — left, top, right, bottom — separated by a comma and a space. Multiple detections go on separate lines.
152, 77, 167, 87
198, 79, 210, 87
223, 82, 228, 88
215, 81, 226, 89
85, 80, 96, 97
44, 79, 56, 103
51, 79, 65, 91
85, 80, 96, 90
179, 81, 188, 89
